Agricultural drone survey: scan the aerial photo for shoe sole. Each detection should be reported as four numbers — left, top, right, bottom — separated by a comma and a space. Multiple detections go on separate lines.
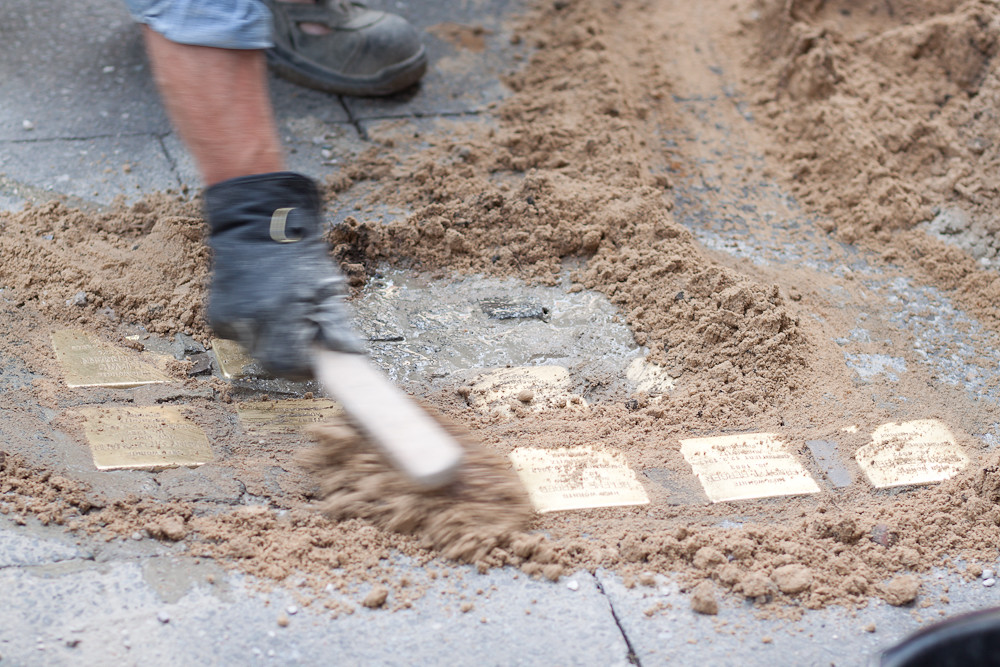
266, 44, 428, 97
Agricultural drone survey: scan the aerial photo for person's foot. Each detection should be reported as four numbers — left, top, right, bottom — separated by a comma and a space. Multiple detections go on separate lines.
265, 0, 427, 97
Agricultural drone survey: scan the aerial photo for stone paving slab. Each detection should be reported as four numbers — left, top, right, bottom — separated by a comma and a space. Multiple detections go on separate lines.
0, 545, 631, 666
0, 519, 89, 570
0, 0, 167, 142
0, 135, 183, 205
595, 569, 1000, 667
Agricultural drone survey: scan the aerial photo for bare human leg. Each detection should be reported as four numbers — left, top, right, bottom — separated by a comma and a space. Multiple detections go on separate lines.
142, 27, 284, 187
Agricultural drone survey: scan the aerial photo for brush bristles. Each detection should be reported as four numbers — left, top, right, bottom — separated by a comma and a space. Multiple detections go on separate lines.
303, 411, 535, 564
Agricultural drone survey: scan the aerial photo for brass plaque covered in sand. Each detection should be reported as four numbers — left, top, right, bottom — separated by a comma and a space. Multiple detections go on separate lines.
211, 338, 268, 379
237, 398, 342, 434
51, 329, 171, 388
680, 433, 821, 503
855, 419, 968, 489
467, 366, 587, 417
79, 406, 213, 470
509, 446, 649, 513
626, 358, 675, 397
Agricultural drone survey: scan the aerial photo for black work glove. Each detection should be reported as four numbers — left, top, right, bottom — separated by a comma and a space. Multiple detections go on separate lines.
204, 171, 365, 380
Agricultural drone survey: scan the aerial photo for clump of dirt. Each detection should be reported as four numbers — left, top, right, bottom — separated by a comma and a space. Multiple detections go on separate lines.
745, 0, 1000, 327
0, 450, 93, 524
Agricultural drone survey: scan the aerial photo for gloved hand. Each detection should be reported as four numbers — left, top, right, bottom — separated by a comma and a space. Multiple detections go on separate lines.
204, 171, 365, 380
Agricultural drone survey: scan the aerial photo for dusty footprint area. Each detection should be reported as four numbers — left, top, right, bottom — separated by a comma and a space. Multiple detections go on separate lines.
3, 0, 1000, 618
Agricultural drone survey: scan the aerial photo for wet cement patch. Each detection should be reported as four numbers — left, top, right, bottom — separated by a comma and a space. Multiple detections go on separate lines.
355, 269, 645, 402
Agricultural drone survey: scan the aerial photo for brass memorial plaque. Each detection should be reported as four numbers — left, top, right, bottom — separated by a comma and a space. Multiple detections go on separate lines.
680, 433, 821, 503
79, 405, 214, 470
855, 419, 968, 489
236, 398, 342, 434
211, 338, 268, 379
509, 446, 649, 513
467, 366, 587, 416
51, 329, 171, 388
626, 358, 675, 397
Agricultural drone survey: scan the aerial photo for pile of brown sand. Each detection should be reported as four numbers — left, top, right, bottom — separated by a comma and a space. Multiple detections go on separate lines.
326, 4, 812, 422
743, 0, 1000, 328
0, 194, 208, 339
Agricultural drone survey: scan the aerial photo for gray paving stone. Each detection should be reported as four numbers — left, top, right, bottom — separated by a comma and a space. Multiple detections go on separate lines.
805, 439, 854, 489
0, 522, 86, 569
356, 270, 642, 398
595, 569, 999, 667
0, 558, 631, 666
154, 466, 245, 505
0, 0, 168, 142
270, 77, 351, 126
0, 135, 183, 205
642, 468, 710, 506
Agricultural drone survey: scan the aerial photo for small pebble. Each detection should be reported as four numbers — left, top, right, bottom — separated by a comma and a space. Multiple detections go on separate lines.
983, 578, 995, 588
22, 120, 34, 131
517, 389, 534, 403
156, 611, 170, 624
286, 605, 298, 615
130, 531, 143, 541
276, 614, 290, 627
362, 585, 389, 609
566, 580, 579, 591
984, 569, 995, 580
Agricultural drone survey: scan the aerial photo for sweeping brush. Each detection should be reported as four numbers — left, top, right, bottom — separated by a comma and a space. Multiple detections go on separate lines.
303, 350, 537, 564
311, 349, 467, 488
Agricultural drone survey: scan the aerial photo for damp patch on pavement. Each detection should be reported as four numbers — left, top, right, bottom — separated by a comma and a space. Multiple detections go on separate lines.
77, 405, 213, 471
680, 433, 821, 503
855, 419, 969, 489
844, 353, 907, 382
509, 446, 650, 513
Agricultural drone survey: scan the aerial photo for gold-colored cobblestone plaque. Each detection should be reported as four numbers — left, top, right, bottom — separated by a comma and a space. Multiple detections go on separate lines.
855, 419, 968, 489
509, 446, 649, 513
680, 432, 821, 503
51, 329, 170, 388
79, 406, 213, 470
236, 399, 342, 434
467, 366, 587, 416
210, 338, 266, 379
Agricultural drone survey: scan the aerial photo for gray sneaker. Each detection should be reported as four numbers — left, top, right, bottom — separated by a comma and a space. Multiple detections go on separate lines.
264, 0, 427, 97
